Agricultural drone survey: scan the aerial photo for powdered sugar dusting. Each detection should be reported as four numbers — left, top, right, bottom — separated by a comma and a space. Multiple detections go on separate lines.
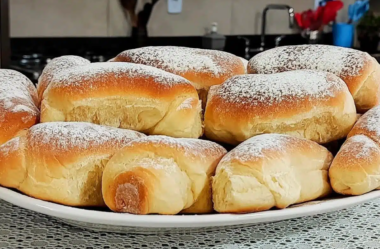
0, 69, 39, 121
38, 55, 90, 84
248, 45, 368, 77
354, 105, 380, 137
49, 62, 191, 92
28, 122, 145, 151
0, 136, 20, 156
176, 98, 194, 110
12, 105, 33, 113
128, 135, 226, 159
347, 135, 380, 158
137, 157, 178, 174
221, 134, 292, 163
115, 46, 242, 76
21, 115, 33, 123
214, 70, 345, 105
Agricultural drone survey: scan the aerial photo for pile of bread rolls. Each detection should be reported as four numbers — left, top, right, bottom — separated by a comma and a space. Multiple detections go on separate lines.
0, 44, 379, 215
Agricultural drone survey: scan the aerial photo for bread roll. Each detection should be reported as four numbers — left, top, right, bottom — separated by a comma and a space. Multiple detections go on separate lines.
204, 70, 357, 145
247, 45, 380, 113
347, 105, 380, 144
0, 69, 39, 145
111, 46, 245, 106
40, 62, 203, 138
330, 105, 380, 195
213, 134, 333, 213
329, 135, 380, 195
37, 55, 90, 104
0, 122, 145, 206
102, 135, 227, 214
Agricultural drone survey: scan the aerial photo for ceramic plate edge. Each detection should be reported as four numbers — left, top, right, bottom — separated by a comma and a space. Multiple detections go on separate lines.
0, 187, 379, 228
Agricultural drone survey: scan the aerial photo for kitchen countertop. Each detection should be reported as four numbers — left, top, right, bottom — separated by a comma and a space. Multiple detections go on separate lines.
0, 198, 379, 249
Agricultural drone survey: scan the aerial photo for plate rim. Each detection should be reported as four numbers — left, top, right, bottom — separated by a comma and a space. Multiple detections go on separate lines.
0, 187, 379, 228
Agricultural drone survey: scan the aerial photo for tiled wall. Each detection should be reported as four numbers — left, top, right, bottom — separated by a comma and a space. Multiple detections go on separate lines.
9, 0, 373, 37
9, 0, 314, 37
148, 0, 313, 36
10, 0, 109, 37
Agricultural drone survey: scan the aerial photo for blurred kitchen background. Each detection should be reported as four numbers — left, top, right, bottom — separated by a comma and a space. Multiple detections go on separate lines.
1, 0, 379, 82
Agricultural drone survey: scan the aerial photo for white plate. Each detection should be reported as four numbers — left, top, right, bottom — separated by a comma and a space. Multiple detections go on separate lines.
0, 186, 379, 234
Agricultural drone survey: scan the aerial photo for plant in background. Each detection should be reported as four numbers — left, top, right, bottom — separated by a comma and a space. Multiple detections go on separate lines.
357, 11, 380, 52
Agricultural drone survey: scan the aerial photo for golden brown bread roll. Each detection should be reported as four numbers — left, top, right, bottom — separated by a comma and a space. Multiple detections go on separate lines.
111, 46, 245, 106
0, 122, 145, 207
247, 45, 380, 113
37, 55, 90, 104
330, 105, 380, 195
40, 62, 203, 138
204, 70, 357, 145
347, 105, 380, 144
0, 69, 39, 145
329, 135, 380, 196
102, 135, 227, 214
212, 134, 333, 213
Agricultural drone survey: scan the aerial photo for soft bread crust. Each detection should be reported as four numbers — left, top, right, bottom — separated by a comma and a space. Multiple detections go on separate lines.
329, 135, 380, 195
330, 105, 380, 195
348, 105, 380, 144
204, 70, 357, 145
0, 122, 145, 207
37, 55, 90, 104
112, 46, 245, 108
112, 46, 246, 90
0, 69, 39, 145
351, 59, 380, 112
40, 62, 203, 138
212, 134, 333, 213
247, 45, 380, 113
102, 135, 227, 215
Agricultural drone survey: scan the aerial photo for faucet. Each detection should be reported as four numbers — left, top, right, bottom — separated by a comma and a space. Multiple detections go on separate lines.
255, 4, 294, 52
275, 35, 286, 47
238, 4, 294, 58
238, 36, 251, 60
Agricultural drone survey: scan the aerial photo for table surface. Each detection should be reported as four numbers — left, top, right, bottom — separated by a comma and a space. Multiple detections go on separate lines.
0, 198, 379, 249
